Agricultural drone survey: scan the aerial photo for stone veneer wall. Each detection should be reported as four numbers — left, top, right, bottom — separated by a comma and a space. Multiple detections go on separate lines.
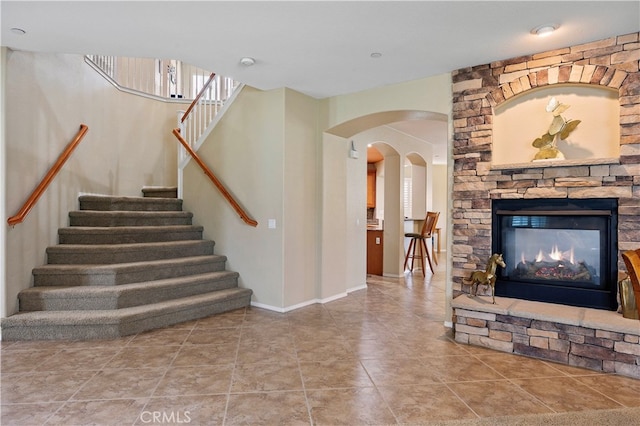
450, 33, 640, 378
451, 32, 640, 292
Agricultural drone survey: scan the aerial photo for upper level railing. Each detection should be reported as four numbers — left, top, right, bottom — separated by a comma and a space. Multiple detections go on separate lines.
8, 124, 89, 226
85, 55, 238, 102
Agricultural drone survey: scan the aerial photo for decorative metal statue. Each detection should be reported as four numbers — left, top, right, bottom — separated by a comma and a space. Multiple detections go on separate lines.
532, 97, 581, 161
464, 253, 506, 304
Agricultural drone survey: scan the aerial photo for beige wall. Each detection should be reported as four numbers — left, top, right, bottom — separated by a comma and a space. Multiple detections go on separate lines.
3, 51, 180, 315
432, 164, 448, 249
283, 90, 320, 307
182, 86, 288, 309
1, 48, 7, 317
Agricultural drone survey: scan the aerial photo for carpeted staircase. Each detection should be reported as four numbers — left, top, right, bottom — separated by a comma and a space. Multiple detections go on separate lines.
1, 187, 252, 340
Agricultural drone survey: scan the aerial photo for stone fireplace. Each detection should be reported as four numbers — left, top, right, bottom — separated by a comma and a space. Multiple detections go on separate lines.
450, 32, 640, 379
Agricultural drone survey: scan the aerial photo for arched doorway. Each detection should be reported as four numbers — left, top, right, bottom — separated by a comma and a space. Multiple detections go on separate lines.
321, 110, 447, 298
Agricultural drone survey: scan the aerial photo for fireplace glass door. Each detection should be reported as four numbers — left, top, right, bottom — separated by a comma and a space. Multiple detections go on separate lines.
492, 199, 617, 310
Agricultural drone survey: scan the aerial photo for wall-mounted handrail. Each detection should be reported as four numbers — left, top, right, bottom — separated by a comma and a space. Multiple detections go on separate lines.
8, 124, 89, 226
172, 129, 258, 227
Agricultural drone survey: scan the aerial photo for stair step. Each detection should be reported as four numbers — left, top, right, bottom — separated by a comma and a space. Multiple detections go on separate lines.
19, 271, 240, 311
79, 195, 183, 211
69, 211, 193, 227
46, 240, 215, 265
1, 288, 253, 340
58, 225, 204, 244
142, 186, 178, 199
32, 255, 228, 286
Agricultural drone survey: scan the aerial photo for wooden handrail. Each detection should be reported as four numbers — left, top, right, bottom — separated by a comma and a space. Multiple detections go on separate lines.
8, 124, 89, 227
173, 128, 258, 227
181, 72, 216, 123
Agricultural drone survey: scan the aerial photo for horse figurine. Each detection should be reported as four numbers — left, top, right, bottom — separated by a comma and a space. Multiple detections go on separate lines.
463, 253, 506, 304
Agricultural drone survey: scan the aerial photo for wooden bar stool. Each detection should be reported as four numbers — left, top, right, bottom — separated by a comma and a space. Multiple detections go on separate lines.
403, 211, 439, 275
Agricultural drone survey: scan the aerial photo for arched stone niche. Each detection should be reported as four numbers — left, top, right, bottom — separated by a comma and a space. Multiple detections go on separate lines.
489, 64, 627, 167
493, 84, 620, 165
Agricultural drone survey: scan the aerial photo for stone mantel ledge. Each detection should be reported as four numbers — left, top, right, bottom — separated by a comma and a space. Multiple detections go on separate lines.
491, 157, 620, 171
452, 294, 640, 336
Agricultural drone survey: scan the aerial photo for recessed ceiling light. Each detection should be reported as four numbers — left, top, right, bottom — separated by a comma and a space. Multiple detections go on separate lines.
239, 57, 255, 66
10, 27, 26, 35
370, 52, 382, 58
531, 24, 558, 37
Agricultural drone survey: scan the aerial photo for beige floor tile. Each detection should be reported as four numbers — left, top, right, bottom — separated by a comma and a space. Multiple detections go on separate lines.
306, 387, 396, 425
240, 325, 293, 343
0, 402, 63, 425
104, 345, 180, 369
46, 398, 147, 426
290, 324, 344, 341
378, 384, 478, 423
447, 380, 553, 418
153, 364, 234, 396
236, 340, 298, 365
361, 358, 441, 386
512, 376, 625, 412
128, 328, 190, 346
172, 342, 238, 367
1, 370, 96, 404
299, 359, 374, 389
474, 352, 568, 379
184, 327, 241, 345
404, 336, 472, 357
0, 349, 58, 374
73, 368, 164, 400
349, 337, 416, 360
225, 391, 310, 425
231, 361, 304, 392
137, 394, 227, 425
32, 347, 120, 372
294, 337, 355, 361
421, 355, 507, 382
574, 374, 640, 407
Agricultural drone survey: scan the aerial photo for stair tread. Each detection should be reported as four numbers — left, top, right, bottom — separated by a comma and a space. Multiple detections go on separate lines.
79, 195, 180, 203
69, 211, 191, 216
47, 240, 213, 252
33, 255, 227, 274
4, 288, 252, 325
59, 225, 203, 234
21, 271, 240, 297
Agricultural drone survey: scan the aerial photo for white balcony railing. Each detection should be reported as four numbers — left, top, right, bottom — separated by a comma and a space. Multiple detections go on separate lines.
85, 55, 238, 102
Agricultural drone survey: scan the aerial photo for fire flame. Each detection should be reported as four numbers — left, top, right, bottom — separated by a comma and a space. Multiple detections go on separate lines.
549, 245, 563, 261
522, 245, 576, 265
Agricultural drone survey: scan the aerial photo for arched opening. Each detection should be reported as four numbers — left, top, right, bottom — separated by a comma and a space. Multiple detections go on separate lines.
321, 110, 448, 300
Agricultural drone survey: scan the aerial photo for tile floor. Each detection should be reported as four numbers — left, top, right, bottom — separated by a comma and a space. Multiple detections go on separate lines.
2, 263, 640, 425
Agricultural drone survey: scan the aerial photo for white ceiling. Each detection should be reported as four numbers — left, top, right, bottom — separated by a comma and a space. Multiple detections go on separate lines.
2, 1, 638, 164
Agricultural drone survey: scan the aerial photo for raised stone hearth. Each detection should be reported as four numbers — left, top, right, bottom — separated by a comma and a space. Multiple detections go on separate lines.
452, 295, 640, 379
